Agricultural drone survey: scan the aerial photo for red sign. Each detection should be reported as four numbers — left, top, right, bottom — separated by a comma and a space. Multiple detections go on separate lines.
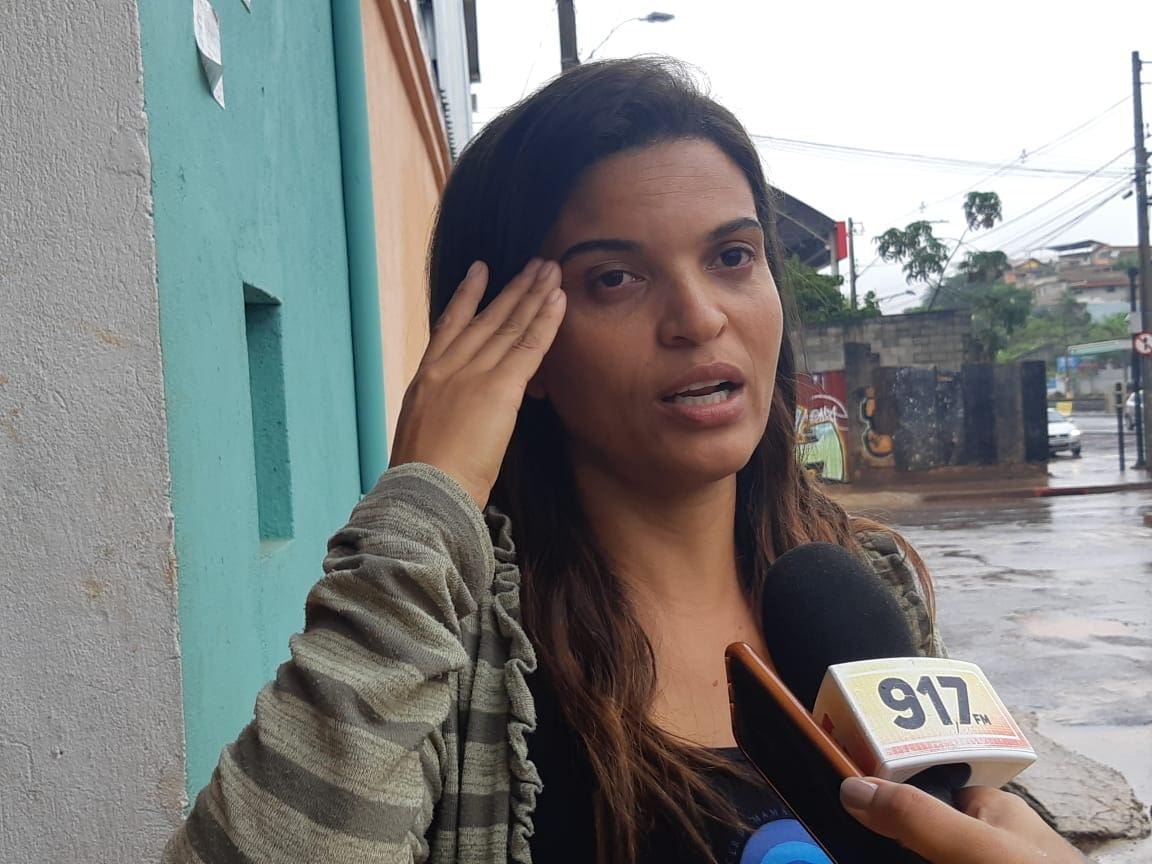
835, 221, 848, 261
1135, 332, 1152, 356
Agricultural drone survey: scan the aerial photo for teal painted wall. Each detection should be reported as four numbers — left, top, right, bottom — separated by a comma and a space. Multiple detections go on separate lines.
139, 2, 362, 797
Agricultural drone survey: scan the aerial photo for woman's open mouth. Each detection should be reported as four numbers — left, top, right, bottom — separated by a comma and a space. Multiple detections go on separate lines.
661, 379, 742, 406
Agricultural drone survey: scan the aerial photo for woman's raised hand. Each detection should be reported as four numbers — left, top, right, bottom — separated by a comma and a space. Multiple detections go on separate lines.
389, 259, 566, 509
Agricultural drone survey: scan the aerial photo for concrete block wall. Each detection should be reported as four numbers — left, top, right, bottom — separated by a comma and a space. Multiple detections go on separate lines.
799, 309, 972, 373
840, 354, 1048, 481
0, 3, 185, 861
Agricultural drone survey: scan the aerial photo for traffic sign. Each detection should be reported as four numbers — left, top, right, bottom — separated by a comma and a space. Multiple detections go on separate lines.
1136, 332, 1152, 356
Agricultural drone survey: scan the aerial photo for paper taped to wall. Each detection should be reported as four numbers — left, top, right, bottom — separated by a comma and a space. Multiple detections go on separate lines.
194, 0, 225, 108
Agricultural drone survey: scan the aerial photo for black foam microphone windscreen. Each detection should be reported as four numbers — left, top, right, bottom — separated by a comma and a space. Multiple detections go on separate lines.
760, 542, 918, 710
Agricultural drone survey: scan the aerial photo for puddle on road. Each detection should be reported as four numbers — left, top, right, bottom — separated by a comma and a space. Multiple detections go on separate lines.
1019, 614, 1134, 641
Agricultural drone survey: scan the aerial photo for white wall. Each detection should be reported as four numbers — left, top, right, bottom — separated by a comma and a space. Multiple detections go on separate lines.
0, 2, 185, 860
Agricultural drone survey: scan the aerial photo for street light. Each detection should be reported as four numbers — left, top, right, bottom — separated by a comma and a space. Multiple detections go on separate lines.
585, 12, 675, 61
876, 289, 917, 305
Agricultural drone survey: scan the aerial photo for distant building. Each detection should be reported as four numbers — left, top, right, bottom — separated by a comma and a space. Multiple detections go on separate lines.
1010, 240, 1139, 320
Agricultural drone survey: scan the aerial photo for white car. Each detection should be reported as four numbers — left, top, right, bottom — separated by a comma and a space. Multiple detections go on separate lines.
1125, 390, 1144, 430
1048, 409, 1081, 457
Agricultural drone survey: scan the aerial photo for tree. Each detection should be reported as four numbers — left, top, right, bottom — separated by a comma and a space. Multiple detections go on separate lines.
782, 257, 880, 324
998, 293, 1131, 363
967, 282, 1032, 361
875, 192, 1032, 360
875, 192, 1004, 295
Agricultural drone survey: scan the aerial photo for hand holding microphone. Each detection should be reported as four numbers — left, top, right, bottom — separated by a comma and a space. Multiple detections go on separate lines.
760, 543, 1035, 805
727, 542, 1084, 863
841, 777, 1086, 863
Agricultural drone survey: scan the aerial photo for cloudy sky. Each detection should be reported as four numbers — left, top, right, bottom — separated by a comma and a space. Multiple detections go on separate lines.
470, 0, 1151, 311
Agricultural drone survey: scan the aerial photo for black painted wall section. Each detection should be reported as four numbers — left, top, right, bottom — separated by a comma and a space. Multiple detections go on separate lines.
1020, 361, 1049, 463
841, 350, 1051, 477
961, 363, 997, 465
893, 367, 940, 471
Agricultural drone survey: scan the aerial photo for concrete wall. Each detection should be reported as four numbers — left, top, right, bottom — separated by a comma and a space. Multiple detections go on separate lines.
138, 1, 363, 796
842, 348, 1048, 482
0, 3, 185, 861
800, 309, 972, 373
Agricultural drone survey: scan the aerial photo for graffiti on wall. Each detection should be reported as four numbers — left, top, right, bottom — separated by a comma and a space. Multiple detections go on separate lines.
796, 372, 848, 482
859, 385, 894, 463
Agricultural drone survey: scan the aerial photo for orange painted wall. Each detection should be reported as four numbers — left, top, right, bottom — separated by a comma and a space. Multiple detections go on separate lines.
361, 0, 449, 446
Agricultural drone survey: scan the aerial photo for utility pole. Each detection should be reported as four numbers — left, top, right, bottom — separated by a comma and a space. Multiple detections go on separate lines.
1128, 267, 1145, 467
1133, 50, 1151, 468
847, 218, 858, 310
558, 0, 579, 71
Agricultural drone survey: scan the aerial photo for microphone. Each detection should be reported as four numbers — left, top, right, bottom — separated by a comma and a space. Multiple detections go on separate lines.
760, 543, 1036, 802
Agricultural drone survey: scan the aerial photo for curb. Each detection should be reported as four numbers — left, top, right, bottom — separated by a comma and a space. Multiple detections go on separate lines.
920, 481, 1152, 503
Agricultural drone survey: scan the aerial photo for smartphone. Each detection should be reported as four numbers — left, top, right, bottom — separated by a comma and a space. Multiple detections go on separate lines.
725, 642, 925, 863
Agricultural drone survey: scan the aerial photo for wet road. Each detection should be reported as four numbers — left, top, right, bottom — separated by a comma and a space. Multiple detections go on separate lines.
1049, 412, 1149, 486
882, 453, 1152, 859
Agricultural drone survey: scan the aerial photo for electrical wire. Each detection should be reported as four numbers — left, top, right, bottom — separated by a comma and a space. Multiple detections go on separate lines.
995, 178, 1132, 255
752, 134, 1130, 179
965, 149, 1133, 243
1005, 187, 1130, 258
1006, 194, 1127, 258
896, 95, 1131, 218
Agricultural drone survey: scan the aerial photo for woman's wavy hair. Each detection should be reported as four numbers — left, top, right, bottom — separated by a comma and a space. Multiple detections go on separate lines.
426, 57, 932, 864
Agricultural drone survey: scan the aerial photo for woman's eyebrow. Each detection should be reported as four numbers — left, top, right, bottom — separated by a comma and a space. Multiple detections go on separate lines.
557, 238, 639, 265
709, 216, 763, 241
557, 217, 762, 264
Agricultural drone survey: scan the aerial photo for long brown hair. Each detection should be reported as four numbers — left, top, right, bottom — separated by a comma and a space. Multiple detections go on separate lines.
427, 57, 932, 864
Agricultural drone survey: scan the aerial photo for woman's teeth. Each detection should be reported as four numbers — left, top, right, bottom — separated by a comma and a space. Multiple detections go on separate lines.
669, 389, 735, 406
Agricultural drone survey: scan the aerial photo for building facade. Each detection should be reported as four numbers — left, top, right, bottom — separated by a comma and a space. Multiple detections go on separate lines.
0, 2, 473, 860
1009, 240, 1141, 321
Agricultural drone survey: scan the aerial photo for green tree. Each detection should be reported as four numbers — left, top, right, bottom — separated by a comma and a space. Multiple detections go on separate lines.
999, 293, 1131, 363
783, 257, 880, 324
875, 191, 1004, 293
967, 282, 1033, 361
876, 192, 1033, 360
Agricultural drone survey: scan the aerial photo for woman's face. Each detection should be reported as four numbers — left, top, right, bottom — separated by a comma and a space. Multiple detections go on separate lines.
534, 138, 784, 493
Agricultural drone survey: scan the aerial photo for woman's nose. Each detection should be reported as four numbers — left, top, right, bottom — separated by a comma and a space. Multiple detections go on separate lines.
657, 274, 728, 346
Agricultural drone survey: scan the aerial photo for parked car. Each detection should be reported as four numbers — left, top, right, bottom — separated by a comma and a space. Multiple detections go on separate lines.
1125, 390, 1144, 430
1048, 409, 1082, 457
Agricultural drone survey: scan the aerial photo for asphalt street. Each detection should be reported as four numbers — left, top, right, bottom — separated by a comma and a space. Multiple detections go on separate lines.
879, 414, 1152, 861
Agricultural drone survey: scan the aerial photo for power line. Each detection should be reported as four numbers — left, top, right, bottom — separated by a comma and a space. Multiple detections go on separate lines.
967, 149, 1133, 242
897, 95, 1132, 218
1028, 94, 1132, 160
996, 178, 1131, 255
1006, 188, 1129, 257
752, 134, 1130, 179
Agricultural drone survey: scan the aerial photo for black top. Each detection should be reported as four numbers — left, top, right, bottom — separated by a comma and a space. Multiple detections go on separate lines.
526, 671, 831, 864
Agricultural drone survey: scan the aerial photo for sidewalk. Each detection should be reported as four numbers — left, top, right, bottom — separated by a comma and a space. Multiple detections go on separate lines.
827, 453, 1152, 510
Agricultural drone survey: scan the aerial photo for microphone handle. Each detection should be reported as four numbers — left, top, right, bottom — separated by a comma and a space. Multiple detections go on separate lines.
906, 762, 972, 808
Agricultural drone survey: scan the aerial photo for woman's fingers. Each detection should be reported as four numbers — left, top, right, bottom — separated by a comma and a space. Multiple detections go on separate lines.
840, 778, 1085, 864
472, 261, 563, 371
435, 258, 547, 370
388, 256, 566, 510
425, 260, 489, 363
841, 777, 1002, 863
494, 279, 566, 385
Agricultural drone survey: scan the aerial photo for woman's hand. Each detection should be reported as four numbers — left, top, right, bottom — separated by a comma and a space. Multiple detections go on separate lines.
389, 259, 566, 509
841, 776, 1086, 863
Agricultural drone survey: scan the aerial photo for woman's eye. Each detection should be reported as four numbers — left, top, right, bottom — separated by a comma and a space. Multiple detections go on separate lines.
715, 247, 754, 269
594, 269, 641, 289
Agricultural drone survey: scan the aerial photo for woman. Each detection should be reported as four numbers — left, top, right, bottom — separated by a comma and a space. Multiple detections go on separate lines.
164, 58, 1082, 864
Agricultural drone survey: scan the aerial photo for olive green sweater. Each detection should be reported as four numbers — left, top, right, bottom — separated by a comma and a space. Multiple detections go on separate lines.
163, 463, 942, 864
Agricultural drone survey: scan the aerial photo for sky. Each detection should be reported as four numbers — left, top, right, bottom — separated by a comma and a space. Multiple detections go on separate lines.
469, 0, 1152, 312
